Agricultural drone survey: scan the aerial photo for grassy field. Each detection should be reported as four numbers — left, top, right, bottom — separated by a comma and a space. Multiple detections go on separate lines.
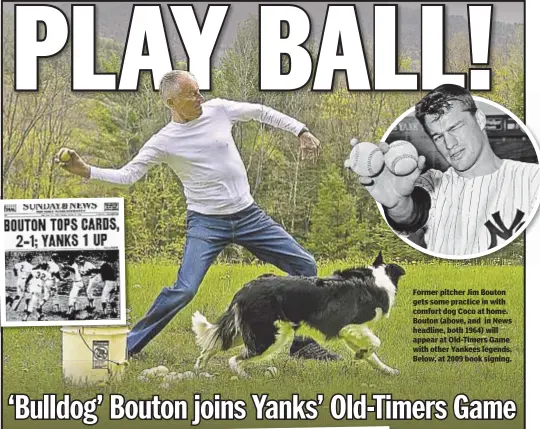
2, 261, 524, 429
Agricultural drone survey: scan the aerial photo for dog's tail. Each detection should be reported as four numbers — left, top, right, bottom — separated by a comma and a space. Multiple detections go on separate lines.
192, 311, 220, 351
192, 305, 240, 352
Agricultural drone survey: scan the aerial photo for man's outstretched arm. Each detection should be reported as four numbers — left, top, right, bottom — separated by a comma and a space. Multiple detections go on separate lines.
218, 99, 321, 159
346, 141, 432, 233
383, 187, 431, 233
56, 138, 166, 185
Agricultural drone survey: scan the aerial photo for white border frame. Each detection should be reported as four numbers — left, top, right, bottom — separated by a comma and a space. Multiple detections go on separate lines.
379, 96, 540, 260
0, 198, 127, 327
525, 0, 540, 426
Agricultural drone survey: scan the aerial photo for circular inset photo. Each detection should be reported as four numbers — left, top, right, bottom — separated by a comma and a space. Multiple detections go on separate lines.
350, 84, 540, 259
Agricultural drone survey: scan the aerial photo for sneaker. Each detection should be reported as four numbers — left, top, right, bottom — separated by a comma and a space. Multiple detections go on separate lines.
289, 337, 342, 361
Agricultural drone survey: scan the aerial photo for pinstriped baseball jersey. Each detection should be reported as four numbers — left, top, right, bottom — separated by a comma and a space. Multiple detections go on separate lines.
415, 159, 540, 255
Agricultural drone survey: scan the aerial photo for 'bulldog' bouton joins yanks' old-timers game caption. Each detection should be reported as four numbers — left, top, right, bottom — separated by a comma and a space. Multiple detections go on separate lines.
192, 252, 405, 377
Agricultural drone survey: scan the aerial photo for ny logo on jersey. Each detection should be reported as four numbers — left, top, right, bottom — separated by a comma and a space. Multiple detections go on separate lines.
485, 210, 525, 249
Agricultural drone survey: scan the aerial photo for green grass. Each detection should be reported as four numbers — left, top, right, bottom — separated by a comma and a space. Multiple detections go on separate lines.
2, 262, 524, 428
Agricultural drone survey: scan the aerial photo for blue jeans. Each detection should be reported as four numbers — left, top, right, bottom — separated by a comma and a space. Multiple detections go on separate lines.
127, 203, 316, 355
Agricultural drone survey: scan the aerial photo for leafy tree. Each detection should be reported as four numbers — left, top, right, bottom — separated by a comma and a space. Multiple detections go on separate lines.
307, 166, 361, 260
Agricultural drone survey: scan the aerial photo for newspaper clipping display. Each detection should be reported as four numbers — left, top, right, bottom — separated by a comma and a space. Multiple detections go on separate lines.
1, 1, 537, 429
1, 198, 126, 326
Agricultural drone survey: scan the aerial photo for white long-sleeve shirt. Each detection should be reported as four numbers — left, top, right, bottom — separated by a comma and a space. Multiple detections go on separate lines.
90, 98, 305, 215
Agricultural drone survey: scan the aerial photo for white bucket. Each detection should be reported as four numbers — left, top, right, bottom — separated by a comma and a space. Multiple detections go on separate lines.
61, 326, 130, 384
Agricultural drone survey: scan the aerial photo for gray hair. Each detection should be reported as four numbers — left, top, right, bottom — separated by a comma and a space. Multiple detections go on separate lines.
159, 70, 196, 108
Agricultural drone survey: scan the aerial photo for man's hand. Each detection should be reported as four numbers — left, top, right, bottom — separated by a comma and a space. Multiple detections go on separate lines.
299, 132, 321, 162
350, 142, 426, 221
55, 148, 91, 179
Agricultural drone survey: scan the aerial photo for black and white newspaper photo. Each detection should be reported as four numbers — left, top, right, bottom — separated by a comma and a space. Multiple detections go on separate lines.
1, 198, 126, 326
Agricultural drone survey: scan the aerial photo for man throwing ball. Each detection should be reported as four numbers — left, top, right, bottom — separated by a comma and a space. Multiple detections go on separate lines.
347, 84, 540, 257
57, 70, 339, 360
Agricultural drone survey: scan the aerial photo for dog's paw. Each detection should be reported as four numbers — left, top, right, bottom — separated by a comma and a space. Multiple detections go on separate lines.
385, 368, 400, 376
265, 366, 279, 378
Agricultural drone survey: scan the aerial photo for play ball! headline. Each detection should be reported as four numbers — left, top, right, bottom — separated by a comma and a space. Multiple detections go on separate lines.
14, 3, 493, 92
7, 393, 517, 425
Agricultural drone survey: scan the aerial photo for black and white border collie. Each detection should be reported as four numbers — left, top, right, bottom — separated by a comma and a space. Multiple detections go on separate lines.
192, 252, 405, 377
